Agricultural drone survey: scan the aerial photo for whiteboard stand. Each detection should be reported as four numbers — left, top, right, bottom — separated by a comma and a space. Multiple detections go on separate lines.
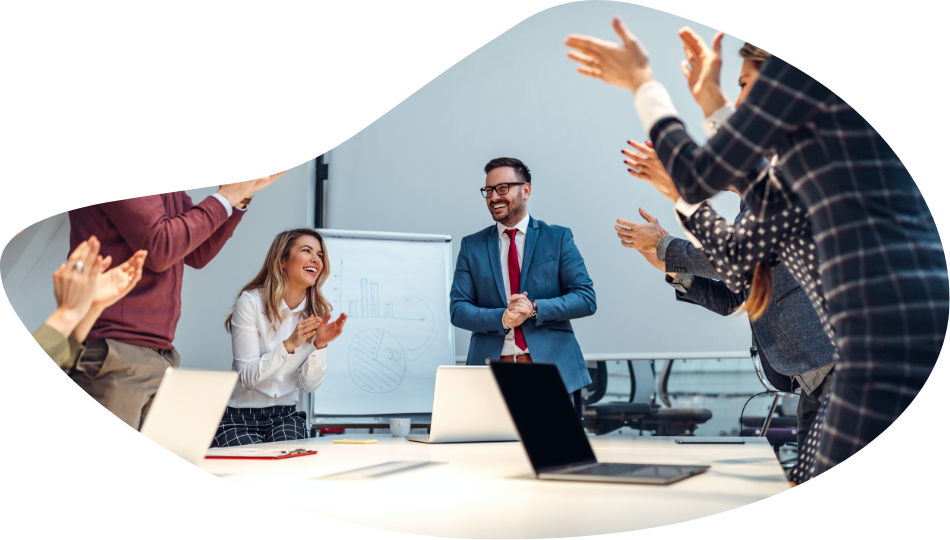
307, 229, 455, 432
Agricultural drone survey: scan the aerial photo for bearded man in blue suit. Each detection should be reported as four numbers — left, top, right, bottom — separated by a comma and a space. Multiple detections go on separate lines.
450, 157, 596, 395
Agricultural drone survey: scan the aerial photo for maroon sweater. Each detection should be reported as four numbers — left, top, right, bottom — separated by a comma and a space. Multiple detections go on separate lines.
68, 192, 244, 350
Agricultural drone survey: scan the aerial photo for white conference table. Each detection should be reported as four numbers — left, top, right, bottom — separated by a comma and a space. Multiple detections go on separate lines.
201, 434, 788, 538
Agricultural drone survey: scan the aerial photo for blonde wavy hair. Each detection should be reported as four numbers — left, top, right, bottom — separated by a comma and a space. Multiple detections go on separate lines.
225, 228, 333, 338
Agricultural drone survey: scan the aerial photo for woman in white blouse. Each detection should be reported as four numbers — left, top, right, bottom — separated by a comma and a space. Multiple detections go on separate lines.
212, 228, 347, 447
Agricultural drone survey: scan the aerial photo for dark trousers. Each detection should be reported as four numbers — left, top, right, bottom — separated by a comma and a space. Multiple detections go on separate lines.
797, 371, 834, 451
212, 405, 308, 447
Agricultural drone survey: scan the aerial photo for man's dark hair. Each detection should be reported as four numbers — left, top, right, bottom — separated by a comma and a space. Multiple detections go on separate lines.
484, 157, 531, 184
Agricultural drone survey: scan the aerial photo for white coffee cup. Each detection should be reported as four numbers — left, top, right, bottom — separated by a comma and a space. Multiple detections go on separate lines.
389, 418, 411, 437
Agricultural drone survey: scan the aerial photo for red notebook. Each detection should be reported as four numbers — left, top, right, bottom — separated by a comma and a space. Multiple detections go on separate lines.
205, 448, 317, 460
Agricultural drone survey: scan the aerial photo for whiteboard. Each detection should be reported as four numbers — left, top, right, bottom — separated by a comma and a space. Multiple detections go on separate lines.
311, 229, 455, 415
323, 2, 752, 361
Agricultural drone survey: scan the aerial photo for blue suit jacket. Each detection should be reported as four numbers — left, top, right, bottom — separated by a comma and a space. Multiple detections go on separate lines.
450, 217, 596, 393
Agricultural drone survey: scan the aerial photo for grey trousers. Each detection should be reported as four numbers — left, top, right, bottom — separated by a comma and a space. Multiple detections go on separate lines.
797, 371, 834, 450
70, 338, 180, 430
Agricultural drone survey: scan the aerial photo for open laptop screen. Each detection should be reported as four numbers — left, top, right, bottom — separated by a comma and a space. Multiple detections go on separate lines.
489, 362, 596, 473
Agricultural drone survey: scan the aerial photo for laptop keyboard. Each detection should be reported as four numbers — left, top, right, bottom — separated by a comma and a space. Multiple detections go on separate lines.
561, 463, 649, 476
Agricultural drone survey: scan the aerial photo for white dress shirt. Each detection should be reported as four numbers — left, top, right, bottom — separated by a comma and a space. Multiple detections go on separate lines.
497, 213, 531, 355
227, 288, 328, 408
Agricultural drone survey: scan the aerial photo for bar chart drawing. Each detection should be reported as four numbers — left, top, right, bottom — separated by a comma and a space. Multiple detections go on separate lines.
344, 273, 425, 323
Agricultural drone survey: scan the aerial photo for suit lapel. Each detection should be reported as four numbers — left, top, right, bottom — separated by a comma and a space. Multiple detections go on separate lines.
485, 226, 508, 306
519, 216, 539, 290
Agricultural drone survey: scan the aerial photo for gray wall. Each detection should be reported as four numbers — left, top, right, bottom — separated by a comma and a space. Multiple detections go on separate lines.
2, 3, 754, 371
326, 2, 751, 360
0, 162, 316, 372
1, 213, 70, 334
175, 161, 316, 370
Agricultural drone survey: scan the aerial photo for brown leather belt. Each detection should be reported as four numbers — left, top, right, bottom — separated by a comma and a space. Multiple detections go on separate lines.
498, 353, 533, 363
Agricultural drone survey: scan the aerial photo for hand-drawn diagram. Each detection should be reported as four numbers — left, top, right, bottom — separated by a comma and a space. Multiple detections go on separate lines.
330, 261, 441, 393
347, 329, 406, 393
405, 295, 437, 359
313, 236, 454, 415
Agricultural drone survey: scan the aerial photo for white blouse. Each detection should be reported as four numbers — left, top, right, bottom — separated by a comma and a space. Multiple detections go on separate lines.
226, 288, 328, 408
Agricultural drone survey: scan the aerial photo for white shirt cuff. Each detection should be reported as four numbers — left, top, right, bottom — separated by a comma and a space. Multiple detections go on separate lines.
210, 193, 233, 218
634, 81, 679, 135
701, 103, 736, 139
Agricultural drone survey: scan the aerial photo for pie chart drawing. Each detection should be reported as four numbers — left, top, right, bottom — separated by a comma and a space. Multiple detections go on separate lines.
347, 329, 407, 393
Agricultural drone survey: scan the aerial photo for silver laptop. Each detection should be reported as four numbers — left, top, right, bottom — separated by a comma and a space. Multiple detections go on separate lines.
140, 367, 238, 464
407, 366, 519, 444
490, 361, 709, 485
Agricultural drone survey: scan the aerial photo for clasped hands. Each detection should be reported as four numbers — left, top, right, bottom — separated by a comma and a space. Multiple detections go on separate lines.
503, 292, 534, 329
284, 312, 349, 354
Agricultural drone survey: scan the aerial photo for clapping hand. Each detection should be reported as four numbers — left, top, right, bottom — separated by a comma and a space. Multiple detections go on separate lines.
315, 313, 348, 349
636, 248, 670, 274
679, 27, 729, 117
615, 207, 670, 252
284, 315, 323, 354
93, 250, 147, 311
503, 292, 533, 329
623, 140, 681, 202
68, 249, 149, 343
251, 171, 285, 194
217, 170, 286, 208
46, 237, 105, 338
565, 17, 654, 92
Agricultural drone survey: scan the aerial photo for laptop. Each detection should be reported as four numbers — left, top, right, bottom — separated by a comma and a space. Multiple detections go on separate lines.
139, 367, 238, 465
489, 361, 709, 485
406, 366, 519, 444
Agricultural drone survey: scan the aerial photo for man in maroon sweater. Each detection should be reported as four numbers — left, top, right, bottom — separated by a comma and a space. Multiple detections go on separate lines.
67, 175, 281, 429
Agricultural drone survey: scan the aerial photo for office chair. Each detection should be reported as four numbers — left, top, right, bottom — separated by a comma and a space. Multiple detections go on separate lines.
581, 360, 711, 436
739, 344, 798, 451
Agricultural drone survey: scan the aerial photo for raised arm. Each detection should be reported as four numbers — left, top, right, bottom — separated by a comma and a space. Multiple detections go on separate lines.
675, 274, 747, 316
650, 57, 833, 203
676, 198, 811, 295
533, 229, 597, 325
99, 195, 232, 273
180, 191, 245, 269
450, 237, 508, 334
660, 237, 721, 281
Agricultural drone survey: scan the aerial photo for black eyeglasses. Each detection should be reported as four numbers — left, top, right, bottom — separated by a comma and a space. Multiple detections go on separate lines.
480, 182, 525, 198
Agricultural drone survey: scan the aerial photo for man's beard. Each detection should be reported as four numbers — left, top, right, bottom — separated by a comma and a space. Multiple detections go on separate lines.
494, 199, 525, 225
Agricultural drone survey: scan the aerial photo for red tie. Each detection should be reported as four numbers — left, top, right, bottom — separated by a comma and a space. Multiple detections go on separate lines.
504, 229, 528, 351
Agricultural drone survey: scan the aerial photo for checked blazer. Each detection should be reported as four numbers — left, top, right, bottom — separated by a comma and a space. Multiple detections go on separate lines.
650, 56, 948, 475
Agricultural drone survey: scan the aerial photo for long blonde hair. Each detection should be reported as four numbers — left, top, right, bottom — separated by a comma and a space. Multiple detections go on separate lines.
225, 228, 333, 337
